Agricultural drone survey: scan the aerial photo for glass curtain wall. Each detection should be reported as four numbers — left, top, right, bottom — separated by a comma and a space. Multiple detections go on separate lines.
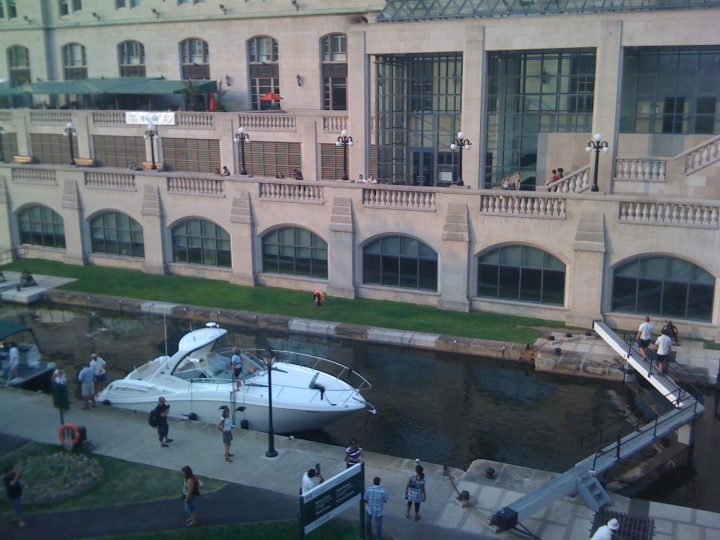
620, 47, 720, 135
375, 54, 462, 186
486, 49, 595, 188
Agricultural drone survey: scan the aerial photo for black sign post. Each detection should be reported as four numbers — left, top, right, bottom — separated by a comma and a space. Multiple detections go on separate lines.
52, 382, 69, 425
298, 462, 365, 539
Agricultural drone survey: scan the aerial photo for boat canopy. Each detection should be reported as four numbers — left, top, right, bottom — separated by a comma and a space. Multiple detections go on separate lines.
0, 320, 31, 341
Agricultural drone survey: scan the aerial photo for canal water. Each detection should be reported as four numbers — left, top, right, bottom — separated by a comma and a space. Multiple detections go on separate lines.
2, 303, 718, 512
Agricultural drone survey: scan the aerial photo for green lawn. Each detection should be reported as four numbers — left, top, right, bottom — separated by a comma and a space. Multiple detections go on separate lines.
97, 520, 358, 540
0, 441, 225, 511
2, 259, 566, 343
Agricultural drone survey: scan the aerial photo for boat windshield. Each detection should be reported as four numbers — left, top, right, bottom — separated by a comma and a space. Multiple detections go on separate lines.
171, 334, 234, 381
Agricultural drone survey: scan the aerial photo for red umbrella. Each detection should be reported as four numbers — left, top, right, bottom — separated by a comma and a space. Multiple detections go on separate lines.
208, 94, 217, 112
260, 92, 284, 102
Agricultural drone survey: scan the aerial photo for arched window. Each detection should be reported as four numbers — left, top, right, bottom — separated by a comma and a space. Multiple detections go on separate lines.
62, 43, 87, 80
7, 45, 30, 86
612, 256, 715, 321
90, 212, 144, 258
247, 36, 279, 111
363, 235, 437, 291
320, 33, 347, 111
179, 38, 209, 79
171, 219, 230, 267
17, 206, 65, 248
118, 40, 145, 77
477, 245, 565, 305
262, 227, 327, 279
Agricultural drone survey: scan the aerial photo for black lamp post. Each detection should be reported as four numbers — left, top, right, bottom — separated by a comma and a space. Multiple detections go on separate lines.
586, 132, 609, 193
63, 122, 76, 165
450, 131, 471, 185
0, 126, 4, 162
144, 124, 158, 170
336, 129, 353, 181
263, 347, 278, 458
234, 127, 250, 175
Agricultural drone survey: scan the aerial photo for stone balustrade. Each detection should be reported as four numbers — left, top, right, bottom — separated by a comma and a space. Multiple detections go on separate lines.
615, 158, 667, 182
11, 167, 57, 185
29, 110, 72, 125
619, 200, 719, 228
362, 187, 436, 211
480, 193, 566, 219
176, 112, 214, 128
92, 111, 126, 126
84, 172, 136, 191
238, 113, 296, 131
545, 166, 591, 193
167, 176, 225, 197
323, 115, 348, 133
684, 135, 720, 174
258, 181, 323, 203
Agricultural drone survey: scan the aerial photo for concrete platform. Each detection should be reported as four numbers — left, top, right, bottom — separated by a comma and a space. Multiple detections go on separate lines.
0, 271, 76, 305
0, 387, 718, 539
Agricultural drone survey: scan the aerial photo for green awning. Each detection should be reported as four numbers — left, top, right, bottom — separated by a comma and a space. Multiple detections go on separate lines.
0, 319, 30, 341
28, 78, 217, 96
0, 81, 33, 96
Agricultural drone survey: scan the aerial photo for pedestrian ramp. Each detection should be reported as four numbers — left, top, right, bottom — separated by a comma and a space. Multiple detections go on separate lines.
490, 321, 705, 532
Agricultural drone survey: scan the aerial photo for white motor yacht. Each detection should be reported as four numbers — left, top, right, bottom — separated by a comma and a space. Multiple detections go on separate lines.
98, 323, 374, 433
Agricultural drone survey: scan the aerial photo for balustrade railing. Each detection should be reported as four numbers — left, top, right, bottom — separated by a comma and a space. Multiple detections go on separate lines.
11, 167, 57, 185
238, 113, 296, 131
619, 201, 719, 228
92, 111, 126, 126
614, 158, 667, 182
480, 193, 566, 219
684, 135, 720, 174
167, 176, 224, 197
323, 115, 348, 133
362, 187, 436, 211
544, 165, 590, 193
29, 110, 72, 124
84, 171, 136, 191
258, 181, 323, 202
176, 112, 214, 128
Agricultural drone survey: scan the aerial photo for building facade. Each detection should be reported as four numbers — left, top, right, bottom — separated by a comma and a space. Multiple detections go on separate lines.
0, 0, 719, 340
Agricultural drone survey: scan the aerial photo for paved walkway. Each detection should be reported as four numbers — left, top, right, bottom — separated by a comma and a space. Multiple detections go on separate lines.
1, 388, 719, 539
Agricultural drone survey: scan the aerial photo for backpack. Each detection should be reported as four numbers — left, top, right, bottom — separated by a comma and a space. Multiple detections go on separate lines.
148, 408, 160, 428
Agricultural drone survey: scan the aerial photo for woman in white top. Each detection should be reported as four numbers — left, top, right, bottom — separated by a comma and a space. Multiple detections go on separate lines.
218, 406, 234, 462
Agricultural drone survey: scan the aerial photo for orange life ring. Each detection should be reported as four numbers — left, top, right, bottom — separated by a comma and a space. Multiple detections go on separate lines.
59, 423, 81, 447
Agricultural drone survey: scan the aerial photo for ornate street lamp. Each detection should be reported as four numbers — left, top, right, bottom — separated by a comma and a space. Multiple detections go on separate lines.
450, 131, 471, 185
263, 346, 278, 458
0, 126, 4, 162
586, 132, 609, 193
144, 124, 158, 170
336, 129, 354, 181
234, 127, 250, 175
63, 122, 77, 165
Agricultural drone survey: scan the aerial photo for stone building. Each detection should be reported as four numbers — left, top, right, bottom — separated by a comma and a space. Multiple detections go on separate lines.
0, 0, 718, 340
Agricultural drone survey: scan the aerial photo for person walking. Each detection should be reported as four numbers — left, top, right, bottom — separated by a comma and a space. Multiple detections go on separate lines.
345, 438, 363, 468
635, 316, 653, 360
404, 464, 426, 521
154, 396, 173, 447
3, 465, 25, 528
181, 465, 199, 527
90, 353, 107, 395
218, 406, 234, 462
78, 362, 96, 409
364, 476, 388, 540
654, 329, 672, 375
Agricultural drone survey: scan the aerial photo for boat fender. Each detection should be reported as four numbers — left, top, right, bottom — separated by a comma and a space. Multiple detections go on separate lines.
59, 423, 82, 447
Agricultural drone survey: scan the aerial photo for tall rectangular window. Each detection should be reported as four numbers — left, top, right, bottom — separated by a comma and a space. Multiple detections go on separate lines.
7, 0, 16, 19
321, 34, 347, 110
620, 47, 720, 135
248, 36, 279, 110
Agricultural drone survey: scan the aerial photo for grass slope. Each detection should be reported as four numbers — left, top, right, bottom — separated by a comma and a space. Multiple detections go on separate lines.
3, 259, 567, 342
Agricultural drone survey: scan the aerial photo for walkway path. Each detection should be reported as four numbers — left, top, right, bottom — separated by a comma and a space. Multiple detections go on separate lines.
1, 389, 719, 539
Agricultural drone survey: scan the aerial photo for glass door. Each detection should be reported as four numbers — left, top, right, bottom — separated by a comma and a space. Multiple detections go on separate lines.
411, 149, 435, 186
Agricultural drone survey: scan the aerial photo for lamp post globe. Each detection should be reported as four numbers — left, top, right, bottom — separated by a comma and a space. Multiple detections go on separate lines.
234, 127, 250, 175
337, 129, 354, 181
586, 132, 609, 193
451, 130, 472, 186
64, 121, 77, 165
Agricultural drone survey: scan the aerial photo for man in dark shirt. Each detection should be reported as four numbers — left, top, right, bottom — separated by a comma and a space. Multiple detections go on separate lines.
155, 396, 173, 447
3, 465, 25, 528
